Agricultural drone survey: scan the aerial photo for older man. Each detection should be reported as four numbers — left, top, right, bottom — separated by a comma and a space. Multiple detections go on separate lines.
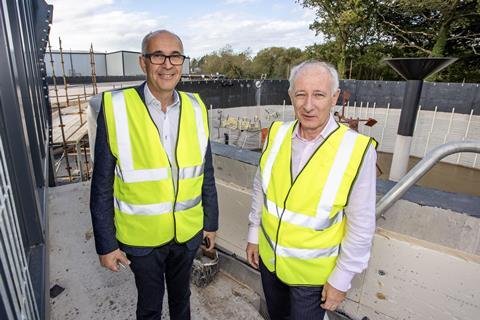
246, 60, 377, 319
90, 30, 218, 320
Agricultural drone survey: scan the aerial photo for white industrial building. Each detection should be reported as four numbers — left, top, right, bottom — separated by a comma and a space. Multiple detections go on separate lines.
46, 50, 190, 77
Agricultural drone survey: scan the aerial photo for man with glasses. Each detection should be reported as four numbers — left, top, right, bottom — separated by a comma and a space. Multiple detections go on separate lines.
90, 29, 219, 320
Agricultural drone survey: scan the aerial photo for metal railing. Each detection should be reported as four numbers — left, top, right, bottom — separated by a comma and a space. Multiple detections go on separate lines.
376, 140, 480, 219
0, 135, 39, 320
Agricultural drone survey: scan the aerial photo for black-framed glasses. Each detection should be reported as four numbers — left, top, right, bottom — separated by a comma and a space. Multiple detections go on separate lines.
143, 52, 187, 65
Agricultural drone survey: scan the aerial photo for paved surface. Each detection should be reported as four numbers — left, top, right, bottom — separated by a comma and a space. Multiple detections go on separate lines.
48, 181, 263, 320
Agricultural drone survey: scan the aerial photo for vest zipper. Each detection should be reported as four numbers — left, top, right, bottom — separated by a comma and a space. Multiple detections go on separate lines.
142, 90, 178, 243
172, 94, 182, 242
272, 122, 342, 272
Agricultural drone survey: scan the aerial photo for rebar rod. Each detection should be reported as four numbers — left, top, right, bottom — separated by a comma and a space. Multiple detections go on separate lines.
82, 139, 90, 179
77, 96, 83, 125
48, 40, 72, 182
89, 43, 98, 95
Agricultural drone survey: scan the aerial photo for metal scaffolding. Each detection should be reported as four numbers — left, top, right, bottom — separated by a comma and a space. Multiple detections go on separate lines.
47, 37, 93, 184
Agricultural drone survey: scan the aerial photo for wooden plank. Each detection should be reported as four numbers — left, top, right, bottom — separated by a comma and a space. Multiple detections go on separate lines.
52, 117, 82, 144
69, 123, 88, 143
51, 102, 88, 121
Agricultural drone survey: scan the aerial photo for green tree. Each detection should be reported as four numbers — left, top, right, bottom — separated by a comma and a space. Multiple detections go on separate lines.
297, 0, 377, 78
377, 0, 480, 57
303, 42, 339, 66
197, 45, 253, 79
250, 47, 305, 79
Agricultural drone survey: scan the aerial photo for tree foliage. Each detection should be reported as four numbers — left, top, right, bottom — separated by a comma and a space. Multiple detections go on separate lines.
250, 47, 305, 79
297, 0, 378, 78
297, 0, 480, 81
377, 0, 480, 57
191, 0, 480, 83
197, 45, 253, 79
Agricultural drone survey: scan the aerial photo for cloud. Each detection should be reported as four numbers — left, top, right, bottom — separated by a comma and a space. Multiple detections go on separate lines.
49, 0, 114, 21
46, 1, 322, 57
182, 10, 321, 58
48, 0, 161, 52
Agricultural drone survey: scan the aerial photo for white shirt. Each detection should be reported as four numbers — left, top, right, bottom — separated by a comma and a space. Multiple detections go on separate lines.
247, 114, 377, 292
144, 84, 180, 190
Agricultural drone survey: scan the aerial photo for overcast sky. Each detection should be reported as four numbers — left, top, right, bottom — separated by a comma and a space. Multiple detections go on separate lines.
47, 0, 322, 58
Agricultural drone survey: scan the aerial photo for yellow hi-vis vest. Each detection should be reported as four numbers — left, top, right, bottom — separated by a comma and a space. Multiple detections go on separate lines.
259, 120, 376, 286
103, 88, 209, 246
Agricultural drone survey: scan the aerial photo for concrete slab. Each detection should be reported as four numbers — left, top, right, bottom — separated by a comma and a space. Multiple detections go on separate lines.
352, 229, 480, 320
378, 199, 480, 255
209, 153, 480, 320
216, 180, 253, 259
48, 182, 262, 320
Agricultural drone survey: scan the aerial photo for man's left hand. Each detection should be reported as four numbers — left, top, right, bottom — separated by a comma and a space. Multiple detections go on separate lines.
203, 231, 216, 251
320, 282, 346, 311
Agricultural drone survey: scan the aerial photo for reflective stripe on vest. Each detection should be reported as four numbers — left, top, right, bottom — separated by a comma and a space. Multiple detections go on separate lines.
184, 92, 208, 161
261, 121, 294, 193
178, 164, 204, 180
264, 197, 344, 231
114, 195, 202, 216
316, 130, 358, 217
115, 198, 172, 215
261, 225, 340, 260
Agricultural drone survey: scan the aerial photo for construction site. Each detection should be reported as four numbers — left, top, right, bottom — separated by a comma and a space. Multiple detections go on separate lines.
1, 1, 480, 320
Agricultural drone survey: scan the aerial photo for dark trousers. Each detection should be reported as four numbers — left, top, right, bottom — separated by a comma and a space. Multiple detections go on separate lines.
260, 259, 326, 320
127, 242, 197, 320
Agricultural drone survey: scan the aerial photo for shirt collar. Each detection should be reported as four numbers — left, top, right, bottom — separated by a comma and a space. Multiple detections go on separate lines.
293, 114, 339, 142
144, 83, 180, 111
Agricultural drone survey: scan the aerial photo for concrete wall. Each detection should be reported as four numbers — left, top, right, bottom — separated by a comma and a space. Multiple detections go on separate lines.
177, 80, 289, 109
343, 229, 480, 320
342, 80, 480, 114
211, 146, 480, 320
177, 80, 480, 115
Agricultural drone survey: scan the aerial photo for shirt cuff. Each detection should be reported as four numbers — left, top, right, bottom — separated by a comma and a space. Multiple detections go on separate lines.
247, 226, 259, 244
327, 267, 356, 292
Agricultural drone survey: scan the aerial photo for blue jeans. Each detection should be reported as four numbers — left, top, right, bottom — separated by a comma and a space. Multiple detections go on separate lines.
127, 241, 198, 320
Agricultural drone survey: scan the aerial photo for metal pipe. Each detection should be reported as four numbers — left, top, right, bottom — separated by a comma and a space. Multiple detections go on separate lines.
376, 140, 480, 219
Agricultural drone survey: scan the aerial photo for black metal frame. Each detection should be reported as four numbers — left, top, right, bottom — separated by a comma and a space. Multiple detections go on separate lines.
0, 0, 52, 319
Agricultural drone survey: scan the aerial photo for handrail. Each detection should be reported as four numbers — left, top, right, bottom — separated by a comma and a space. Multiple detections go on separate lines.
376, 141, 480, 219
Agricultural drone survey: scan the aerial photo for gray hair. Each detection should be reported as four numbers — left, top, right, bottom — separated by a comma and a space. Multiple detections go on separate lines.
288, 60, 339, 95
141, 29, 184, 55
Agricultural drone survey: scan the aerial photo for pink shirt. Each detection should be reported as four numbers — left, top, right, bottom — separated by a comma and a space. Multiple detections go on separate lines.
248, 115, 377, 291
